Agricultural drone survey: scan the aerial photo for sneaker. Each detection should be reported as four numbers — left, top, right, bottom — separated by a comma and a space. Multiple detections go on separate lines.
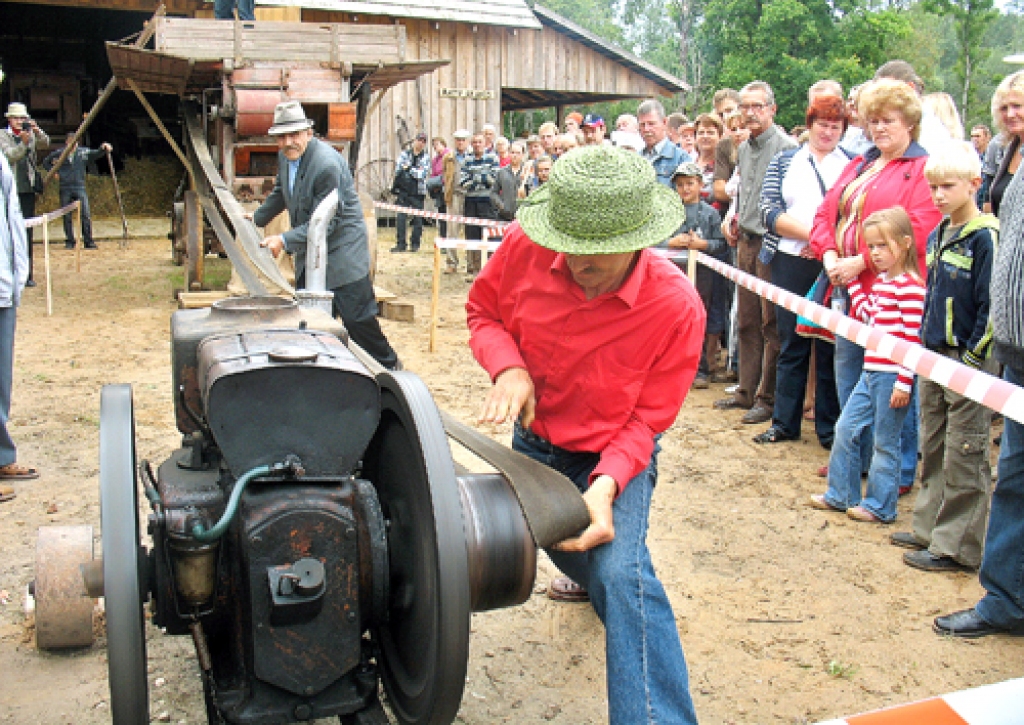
84, 242, 98, 250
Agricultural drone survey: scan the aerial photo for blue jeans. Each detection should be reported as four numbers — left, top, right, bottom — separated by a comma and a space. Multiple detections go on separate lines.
833, 335, 918, 486
0, 307, 16, 467
59, 186, 92, 246
214, 0, 255, 19
395, 192, 424, 250
770, 254, 839, 444
824, 371, 911, 522
975, 365, 1024, 630
513, 424, 698, 725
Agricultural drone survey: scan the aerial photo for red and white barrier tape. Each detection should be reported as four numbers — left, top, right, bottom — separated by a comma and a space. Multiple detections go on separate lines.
814, 676, 1023, 724
24, 201, 81, 229
374, 201, 508, 236
696, 251, 1024, 426
434, 238, 502, 252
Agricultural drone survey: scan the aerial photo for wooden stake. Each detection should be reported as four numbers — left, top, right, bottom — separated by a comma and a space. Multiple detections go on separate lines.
429, 242, 442, 353
687, 248, 697, 283
42, 222, 52, 317
74, 205, 82, 274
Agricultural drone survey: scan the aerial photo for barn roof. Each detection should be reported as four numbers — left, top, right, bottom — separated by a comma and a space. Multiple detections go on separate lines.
256, 0, 542, 29
531, 5, 688, 94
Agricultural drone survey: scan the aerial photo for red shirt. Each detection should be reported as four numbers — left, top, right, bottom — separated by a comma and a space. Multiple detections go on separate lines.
466, 223, 705, 492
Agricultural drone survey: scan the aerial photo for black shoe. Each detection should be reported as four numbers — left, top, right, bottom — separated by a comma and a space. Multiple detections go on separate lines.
25, 279, 36, 288
410, 245, 420, 252
933, 608, 1022, 638
390, 245, 407, 253
713, 396, 747, 411
65, 243, 75, 250
890, 532, 926, 550
752, 425, 796, 443
84, 242, 98, 250
741, 404, 773, 425
904, 550, 973, 573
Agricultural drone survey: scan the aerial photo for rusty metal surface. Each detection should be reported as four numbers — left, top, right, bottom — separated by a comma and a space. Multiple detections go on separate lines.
34, 525, 95, 649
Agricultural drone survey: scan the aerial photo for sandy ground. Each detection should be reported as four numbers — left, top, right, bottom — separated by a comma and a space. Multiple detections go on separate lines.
0, 219, 1022, 725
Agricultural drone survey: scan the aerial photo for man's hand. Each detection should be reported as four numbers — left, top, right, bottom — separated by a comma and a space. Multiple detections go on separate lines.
554, 475, 617, 552
722, 219, 737, 246
19, 129, 31, 145
260, 235, 285, 258
479, 367, 536, 428
890, 389, 910, 409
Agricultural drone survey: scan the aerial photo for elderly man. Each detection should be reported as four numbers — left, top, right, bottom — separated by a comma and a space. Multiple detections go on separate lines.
715, 80, 796, 424
637, 99, 691, 186
468, 145, 703, 725
43, 134, 113, 250
442, 129, 472, 273
460, 132, 500, 276
0, 154, 37, 502
615, 114, 639, 133
252, 101, 399, 370
0, 102, 49, 287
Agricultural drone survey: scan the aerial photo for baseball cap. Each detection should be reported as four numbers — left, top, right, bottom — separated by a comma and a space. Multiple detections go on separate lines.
453, 129, 472, 139
415, 132, 428, 142
582, 113, 605, 128
671, 161, 703, 180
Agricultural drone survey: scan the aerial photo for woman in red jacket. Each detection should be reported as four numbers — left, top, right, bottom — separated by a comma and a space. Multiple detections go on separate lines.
809, 78, 942, 486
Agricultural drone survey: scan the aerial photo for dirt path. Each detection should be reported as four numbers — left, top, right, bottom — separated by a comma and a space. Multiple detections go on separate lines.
0, 224, 1021, 725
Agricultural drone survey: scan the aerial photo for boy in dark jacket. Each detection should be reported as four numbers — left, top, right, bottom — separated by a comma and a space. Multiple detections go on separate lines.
659, 161, 728, 387
893, 143, 998, 574
43, 134, 112, 249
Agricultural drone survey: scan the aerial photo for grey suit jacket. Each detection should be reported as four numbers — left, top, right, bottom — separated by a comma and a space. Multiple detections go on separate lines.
253, 137, 369, 290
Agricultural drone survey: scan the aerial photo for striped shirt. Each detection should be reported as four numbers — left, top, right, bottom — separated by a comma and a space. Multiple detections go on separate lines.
848, 272, 926, 392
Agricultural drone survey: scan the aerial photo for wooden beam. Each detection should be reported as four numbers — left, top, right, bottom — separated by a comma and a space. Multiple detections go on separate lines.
125, 77, 194, 189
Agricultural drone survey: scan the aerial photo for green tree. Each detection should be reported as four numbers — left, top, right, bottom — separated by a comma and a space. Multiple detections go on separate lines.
923, 0, 999, 123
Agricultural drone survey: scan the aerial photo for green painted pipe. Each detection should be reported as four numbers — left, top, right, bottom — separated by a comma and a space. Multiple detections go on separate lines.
191, 464, 272, 542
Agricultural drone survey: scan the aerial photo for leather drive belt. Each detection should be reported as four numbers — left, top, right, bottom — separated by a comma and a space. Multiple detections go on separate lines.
440, 411, 590, 549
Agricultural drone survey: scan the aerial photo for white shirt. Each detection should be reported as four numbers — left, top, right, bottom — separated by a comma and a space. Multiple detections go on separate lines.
777, 145, 849, 256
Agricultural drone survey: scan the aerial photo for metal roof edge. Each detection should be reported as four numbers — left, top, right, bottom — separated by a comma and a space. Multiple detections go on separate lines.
531, 4, 689, 93
256, 0, 543, 29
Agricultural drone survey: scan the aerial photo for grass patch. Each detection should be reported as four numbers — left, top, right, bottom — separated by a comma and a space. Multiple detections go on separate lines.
826, 659, 857, 679
166, 255, 234, 292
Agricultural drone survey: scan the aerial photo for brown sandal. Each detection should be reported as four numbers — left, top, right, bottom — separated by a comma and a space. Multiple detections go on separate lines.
0, 484, 15, 502
547, 576, 589, 603
0, 463, 38, 480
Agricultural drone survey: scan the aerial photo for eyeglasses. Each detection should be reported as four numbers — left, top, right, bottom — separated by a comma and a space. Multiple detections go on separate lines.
739, 103, 768, 113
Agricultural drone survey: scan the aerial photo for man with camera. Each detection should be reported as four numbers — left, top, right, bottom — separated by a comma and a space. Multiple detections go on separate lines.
0, 103, 49, 287
391, 132, 430, 253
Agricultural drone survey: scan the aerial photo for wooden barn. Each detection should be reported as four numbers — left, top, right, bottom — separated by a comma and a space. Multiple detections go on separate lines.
0, 0, 686, 187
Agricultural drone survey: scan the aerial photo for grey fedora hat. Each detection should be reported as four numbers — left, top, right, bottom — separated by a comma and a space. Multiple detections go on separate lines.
268, 100, 314, 136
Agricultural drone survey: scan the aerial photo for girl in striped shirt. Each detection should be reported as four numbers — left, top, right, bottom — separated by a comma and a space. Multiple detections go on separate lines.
811, 207, 926, 523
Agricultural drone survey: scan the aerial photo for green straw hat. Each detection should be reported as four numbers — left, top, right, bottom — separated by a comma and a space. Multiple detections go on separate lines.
516, 145, 685, 254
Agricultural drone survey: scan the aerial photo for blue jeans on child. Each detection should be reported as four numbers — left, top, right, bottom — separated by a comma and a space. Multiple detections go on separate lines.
824, 371, 911, 522
513, 423, 698, 725
975, 364, 1024, 630
834, 336, 918, 488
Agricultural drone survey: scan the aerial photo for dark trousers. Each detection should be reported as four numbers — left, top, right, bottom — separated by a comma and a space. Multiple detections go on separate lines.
214, 0, 255, 19
769, 252, 839, 445
735, 233, 779, 408
395, 192, 424, 250
60, 186, 93, 246
463, 196, 494, 274
330, 275, 400, 370
18, 192, 34, 281
432, 193, 448, 237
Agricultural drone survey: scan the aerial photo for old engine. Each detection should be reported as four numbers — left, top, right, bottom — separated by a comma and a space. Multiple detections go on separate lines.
32, 296, 587, 725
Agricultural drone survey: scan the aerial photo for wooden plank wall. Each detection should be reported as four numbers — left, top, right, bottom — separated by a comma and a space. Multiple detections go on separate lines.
298, 11, 668, 177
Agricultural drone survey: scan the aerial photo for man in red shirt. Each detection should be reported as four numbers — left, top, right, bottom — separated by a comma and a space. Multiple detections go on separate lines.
467, 145, 703, 725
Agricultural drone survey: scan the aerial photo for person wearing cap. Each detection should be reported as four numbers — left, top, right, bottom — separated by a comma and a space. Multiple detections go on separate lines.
637, 99, 692, 186
468, 145, 703, 725
442, 129, 472, 273
660, 161, 728, 388
252, 101, 400, 370
459, 133, 500, 276
0, 102, 49, 287
0, 153, 38, 502
391, 132, 431, 253
581, 114, 607, 146
42, 133, 113, 250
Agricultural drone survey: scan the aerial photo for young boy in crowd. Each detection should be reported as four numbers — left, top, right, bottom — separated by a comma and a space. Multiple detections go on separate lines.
660, 161, 728, 387
891, 143, 999, 573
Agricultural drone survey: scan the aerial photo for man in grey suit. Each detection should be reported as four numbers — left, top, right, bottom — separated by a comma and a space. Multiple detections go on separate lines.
253, 101, 399, 370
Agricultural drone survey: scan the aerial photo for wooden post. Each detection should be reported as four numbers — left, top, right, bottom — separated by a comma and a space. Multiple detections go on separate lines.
429, 241, 442, 353
73, 205, 82, 274
687, 249, 697, 283
42, 222, 52, 317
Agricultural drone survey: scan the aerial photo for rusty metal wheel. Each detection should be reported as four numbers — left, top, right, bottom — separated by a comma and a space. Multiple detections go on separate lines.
355, 158, 396, 226
100, 384, 150, 725
362, 371, 470, 725
34, 525, 96, 649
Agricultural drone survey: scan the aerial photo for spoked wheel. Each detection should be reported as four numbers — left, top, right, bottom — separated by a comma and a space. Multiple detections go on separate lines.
99, 384, 149, 724
362, 372, 470, 725
355, 158, 396, 227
